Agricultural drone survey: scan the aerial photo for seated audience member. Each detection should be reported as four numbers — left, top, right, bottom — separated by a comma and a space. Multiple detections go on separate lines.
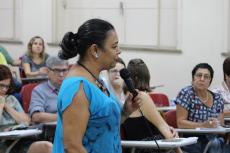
27, 141, 52, 153
174, 63, 224, 153
0, 45, 21, 66
122, 58, 182, 153
213, 57, 230, 117
0, 65, 30, 153
21, 36, 49, 78
107, 57, 126, 108
29, 56, 68, 123
0, 47, 22, 102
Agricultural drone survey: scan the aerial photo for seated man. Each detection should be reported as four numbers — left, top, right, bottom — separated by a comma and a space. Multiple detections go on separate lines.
29, 56, 68, 123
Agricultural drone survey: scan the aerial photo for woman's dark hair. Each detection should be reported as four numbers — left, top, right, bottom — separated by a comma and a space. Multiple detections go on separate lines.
127, 58, 151, 92
59, 18, 115, 60
0, 65, 15, 94
192, 63, 214, 83
223, 57, 230, 81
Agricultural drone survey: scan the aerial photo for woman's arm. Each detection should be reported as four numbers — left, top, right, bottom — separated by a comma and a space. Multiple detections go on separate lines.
176, 105, 216, 128
138, 93, 175, 139
219, 112, 225, 126
0, 101, 4, 118
4, 103, 30, 125
23, 63, 40, 77
63, 83, 88, 153
0, 96, 5, 117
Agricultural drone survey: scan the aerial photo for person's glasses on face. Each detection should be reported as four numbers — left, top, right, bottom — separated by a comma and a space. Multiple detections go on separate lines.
109, 69, 120, 75
194, 73, 211, 80
0, 83, 10, 91
50, 68, 69, 75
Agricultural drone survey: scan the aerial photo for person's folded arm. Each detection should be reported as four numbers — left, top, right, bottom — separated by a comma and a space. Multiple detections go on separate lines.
4, 103, 30, 125
23, 63, 41, 77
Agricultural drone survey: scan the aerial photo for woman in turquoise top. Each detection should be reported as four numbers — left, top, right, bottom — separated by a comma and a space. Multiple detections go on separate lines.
52, 19, 147, 153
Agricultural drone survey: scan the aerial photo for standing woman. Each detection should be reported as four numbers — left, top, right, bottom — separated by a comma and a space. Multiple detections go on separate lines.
22, 36, 49, 78
52, 19, 147, 153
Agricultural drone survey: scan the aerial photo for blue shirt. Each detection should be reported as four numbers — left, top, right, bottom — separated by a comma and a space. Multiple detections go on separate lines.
52, 77, 122, 153
29, 80, 58, 117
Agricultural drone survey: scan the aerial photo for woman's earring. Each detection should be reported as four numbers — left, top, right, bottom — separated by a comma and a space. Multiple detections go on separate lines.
95, 53, 99, 58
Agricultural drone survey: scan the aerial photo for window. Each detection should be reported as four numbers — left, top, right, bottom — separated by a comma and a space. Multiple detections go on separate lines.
0, 0, 22, 41
52, 0, 181, 51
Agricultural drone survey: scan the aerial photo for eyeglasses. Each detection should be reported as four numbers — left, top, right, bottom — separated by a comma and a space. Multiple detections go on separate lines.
50, 68, 69, 74
194, 73, 211, 80
109, 69, 120, 74
0, 83, 10, 90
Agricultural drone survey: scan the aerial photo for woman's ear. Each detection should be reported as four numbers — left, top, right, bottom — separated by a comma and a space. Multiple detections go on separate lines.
89, 44, 100, 59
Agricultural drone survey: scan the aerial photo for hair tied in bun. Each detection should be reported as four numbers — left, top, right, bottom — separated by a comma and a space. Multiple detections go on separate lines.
58, 32, 78, 59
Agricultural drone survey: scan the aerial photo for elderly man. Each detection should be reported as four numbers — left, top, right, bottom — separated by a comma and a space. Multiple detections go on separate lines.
29, 56, 69, 123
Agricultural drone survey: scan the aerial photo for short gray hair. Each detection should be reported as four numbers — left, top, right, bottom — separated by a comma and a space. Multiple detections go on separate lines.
46, 56, 68, 68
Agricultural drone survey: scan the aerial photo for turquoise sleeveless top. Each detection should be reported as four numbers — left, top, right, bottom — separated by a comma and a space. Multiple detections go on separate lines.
52, 77, 122, 153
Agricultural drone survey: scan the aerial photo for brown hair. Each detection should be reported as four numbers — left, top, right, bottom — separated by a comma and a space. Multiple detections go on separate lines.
127, 58, 151, 92
0, 65, 15, 94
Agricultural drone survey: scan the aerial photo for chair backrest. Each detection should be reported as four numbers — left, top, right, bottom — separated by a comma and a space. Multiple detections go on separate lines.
164, 110, 177, 128
120, 124, 125, 140
20, 83, 38, 113
149, 93, 170, 107
19, 67, 26, 79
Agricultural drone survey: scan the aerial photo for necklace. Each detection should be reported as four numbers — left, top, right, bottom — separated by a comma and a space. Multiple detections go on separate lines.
200, 91, 209, 103
77, 61, 110, 96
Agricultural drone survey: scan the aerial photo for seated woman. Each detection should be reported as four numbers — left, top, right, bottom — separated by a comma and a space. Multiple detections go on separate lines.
21, 36, 49, 78
0, 65, 30, 153
174, 63, 224, 153
107, 57, 126, 108
109, 58, 182, 153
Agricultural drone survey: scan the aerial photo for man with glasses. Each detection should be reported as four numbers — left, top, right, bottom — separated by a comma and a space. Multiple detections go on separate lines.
29, 56, 69, 123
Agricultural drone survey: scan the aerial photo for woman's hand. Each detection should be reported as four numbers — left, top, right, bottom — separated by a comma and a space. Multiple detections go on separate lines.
0, 96, 5, 109
169, 126, 179, 138
39, 67, 48, 75
124, 91, 153, 115
203, 118, 219, 128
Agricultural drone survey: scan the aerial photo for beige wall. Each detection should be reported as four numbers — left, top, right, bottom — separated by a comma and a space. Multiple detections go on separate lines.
0, 0, 228, 100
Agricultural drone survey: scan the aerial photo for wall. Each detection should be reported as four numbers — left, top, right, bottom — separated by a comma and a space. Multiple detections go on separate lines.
0, 0, 227, 99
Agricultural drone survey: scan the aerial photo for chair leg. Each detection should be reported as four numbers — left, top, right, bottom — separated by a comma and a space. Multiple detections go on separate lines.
203, 141, 212, 153
131, 147, 136, 153
5, 139, 20, 153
